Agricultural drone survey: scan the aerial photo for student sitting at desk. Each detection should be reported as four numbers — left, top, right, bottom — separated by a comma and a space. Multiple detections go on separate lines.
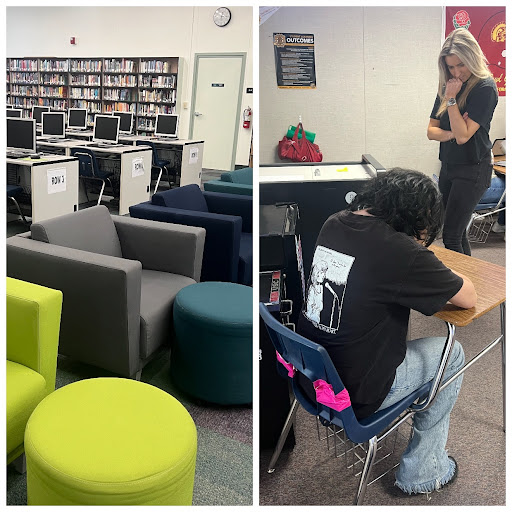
297, 169, 476, 497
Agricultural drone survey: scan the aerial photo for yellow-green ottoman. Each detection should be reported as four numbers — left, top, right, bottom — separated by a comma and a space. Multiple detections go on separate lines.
24, 378, 197, 505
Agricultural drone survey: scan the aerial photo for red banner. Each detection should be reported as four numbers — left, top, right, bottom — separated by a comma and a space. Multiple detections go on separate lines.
445, 7, 506, 96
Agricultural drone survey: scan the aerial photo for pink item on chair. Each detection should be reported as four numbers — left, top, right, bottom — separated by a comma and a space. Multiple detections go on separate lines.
276, 350, 295, 377
313, 379, 351, 411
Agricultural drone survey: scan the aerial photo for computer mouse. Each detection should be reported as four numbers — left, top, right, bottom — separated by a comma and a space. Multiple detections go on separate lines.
30, 153, 41, 159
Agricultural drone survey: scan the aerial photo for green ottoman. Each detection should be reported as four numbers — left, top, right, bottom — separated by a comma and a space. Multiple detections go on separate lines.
24, 378, 197, 505
171, 282, 252, 404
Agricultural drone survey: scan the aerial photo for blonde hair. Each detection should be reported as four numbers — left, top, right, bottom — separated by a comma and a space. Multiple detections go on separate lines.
436, 28, 492, 117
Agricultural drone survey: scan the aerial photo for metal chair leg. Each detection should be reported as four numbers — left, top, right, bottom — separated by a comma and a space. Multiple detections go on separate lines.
267, 398, 300, 473
354, 435, 378, 505
501, 302, 506, 432
96, 180, 106, 206
165, 166, 173, 187
154, 166, 163, 194
8, 196, 29, 224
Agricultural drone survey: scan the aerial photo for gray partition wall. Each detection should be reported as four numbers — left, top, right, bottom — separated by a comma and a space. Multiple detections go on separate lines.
259, 6, 506, 174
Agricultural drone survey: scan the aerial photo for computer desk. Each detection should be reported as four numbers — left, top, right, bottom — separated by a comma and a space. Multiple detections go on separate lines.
429, 245, 506, 430
6, 153, 79, 223
66, 129, 94, 141
36, 137, 91, 156
84, 144, 152, 215
494, 155, 506, 175
118, 134, 205, 187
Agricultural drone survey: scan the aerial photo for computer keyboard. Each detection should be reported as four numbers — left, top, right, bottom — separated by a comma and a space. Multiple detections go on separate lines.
88, 143, 122, 148
6, 151, 30, 159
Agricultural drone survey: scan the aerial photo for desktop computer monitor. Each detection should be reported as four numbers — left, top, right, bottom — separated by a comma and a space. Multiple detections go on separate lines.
68, 108, 88, 130
7, 118, 36, 151
93, 114, 120, 145
6, 109, 22, 118
32, 105, 51, 125
154, 114, 179, 138
41, 112, 66, 139
112, 111, 134, 135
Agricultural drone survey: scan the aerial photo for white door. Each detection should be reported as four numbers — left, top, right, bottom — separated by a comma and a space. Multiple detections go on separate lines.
190, 54, 245, 171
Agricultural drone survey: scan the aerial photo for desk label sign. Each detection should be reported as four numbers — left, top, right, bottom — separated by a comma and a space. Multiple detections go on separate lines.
189, 147, 199, 165
132, 157, 145, 178
47, 168, 66, 194
212, 83, 225, 87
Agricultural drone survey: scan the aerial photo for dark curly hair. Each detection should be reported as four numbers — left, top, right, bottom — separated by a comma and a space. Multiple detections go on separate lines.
347, 168, 444, 247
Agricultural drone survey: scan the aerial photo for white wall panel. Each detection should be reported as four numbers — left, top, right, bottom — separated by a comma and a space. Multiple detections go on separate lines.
259, 7, 365, 164
259, 6, 506, 175
6, 6, 253, 167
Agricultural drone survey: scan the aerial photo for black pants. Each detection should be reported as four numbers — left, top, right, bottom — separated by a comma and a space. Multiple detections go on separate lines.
438, 155, 492, 255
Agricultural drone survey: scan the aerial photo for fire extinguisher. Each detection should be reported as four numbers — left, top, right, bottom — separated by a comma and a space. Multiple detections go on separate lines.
243, 107, 252, 129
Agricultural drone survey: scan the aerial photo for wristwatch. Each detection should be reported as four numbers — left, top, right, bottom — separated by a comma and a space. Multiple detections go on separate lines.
446, 97, 457, 107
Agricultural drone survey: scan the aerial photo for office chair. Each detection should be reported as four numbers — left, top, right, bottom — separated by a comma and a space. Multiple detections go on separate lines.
70, 147, 115, 206
136, 140, 174, 194
467, 174, 506, 243
7, 185, 29, 224
259, 303, 456, 505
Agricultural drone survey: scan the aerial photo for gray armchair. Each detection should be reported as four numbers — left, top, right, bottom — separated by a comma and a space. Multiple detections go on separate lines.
6, 206, 205, 379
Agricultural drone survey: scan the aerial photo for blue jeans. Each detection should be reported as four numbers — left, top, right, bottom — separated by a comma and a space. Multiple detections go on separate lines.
377, 337, 465, 494
478, 175, 506, 225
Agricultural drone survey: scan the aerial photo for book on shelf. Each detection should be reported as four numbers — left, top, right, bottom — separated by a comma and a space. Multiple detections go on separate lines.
7, 56, 180, 135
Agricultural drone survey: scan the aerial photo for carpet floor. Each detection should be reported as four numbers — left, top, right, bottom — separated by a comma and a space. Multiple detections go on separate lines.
7, 349, 253, 506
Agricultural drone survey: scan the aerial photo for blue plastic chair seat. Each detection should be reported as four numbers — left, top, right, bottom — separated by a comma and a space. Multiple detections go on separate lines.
7, 185, 23, 198
259, 302, 447, 505
155, 157, 171, 168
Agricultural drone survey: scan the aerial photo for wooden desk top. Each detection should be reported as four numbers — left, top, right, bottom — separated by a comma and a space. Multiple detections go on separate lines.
494, 155, 506, 175
430, 245, 506, 327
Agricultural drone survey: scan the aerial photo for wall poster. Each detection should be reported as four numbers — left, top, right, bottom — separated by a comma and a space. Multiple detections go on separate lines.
445, 7, 506, 96
273, 33, 316, 89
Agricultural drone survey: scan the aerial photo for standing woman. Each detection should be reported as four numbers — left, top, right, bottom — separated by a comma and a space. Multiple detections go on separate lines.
428, 28, 498, 255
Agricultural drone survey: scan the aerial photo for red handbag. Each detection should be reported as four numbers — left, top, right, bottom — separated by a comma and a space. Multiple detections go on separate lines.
278, 122, 322, 163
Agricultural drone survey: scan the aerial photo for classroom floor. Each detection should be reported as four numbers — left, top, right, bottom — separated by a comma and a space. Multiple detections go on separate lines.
6, 166, 252, 506
259, 233, 506, 507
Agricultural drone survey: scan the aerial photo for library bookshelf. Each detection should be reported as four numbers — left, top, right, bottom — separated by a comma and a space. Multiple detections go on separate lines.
6, 57, 182, 134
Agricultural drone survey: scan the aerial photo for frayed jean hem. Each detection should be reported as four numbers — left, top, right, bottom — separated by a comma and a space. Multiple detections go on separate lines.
395, 457, 456, 495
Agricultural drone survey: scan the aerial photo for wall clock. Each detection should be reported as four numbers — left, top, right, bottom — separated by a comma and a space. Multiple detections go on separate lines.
214, 7, 231, 27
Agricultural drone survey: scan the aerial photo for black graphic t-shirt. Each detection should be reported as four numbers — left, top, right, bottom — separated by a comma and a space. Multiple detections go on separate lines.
430, 76, 498, 164
296, 211, 463, 419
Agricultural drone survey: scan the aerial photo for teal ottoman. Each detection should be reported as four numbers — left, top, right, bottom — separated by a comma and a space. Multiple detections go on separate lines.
171, 282, 252, 404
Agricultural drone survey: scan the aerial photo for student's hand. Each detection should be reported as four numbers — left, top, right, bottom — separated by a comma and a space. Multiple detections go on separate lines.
445, 78, 463, 99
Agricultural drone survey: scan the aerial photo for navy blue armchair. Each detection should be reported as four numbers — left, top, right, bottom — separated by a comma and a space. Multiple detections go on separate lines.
129, 184, 252, 285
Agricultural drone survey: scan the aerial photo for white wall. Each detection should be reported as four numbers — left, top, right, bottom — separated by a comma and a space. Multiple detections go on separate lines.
260, 6, 506, 175
6, 6, 253, 168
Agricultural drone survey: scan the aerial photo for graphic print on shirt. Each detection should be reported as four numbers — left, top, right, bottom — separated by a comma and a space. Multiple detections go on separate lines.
303, 245, 355, 334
